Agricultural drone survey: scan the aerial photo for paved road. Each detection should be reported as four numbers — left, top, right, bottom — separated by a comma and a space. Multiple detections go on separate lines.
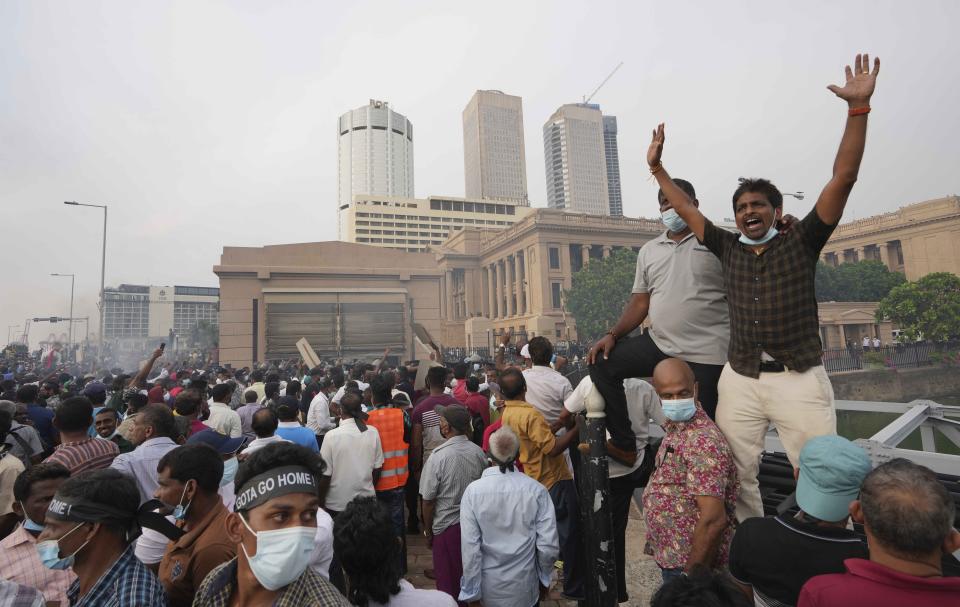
408, 496, 663, 606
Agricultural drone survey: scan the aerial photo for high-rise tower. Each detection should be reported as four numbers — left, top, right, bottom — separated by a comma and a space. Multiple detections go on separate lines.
337, 100, 414, 236
462, 90, 528, 205
543, 103, 610, 215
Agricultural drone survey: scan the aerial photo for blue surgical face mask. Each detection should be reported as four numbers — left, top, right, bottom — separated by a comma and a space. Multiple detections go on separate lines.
661, 398, 697, 422
172, 482, 193, 521
221, 457, 239, 488
239, 514, 317, 591
20, 502, 44, 533
661, 208, 688, 233
739, 225, 778, 245
37, 522, 90, 570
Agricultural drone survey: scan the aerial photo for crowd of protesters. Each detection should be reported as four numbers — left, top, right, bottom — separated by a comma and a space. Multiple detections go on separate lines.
1, 53, 958, 607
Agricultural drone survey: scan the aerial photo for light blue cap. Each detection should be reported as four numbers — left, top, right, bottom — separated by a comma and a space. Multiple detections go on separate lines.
796, 435, 872, 522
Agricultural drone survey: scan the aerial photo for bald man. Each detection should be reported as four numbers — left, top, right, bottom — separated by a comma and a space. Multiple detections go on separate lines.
642, 359, 738, 583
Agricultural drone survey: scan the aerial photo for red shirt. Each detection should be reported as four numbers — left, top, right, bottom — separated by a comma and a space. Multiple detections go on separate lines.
189, 419, 208, 437
44, 437, 119, 475
462, 392, 490, 426
798, 558, 960, 607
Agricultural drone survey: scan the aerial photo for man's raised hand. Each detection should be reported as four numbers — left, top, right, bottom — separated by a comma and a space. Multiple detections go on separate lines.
647, 123, 665, 167
827, 53, 879, 106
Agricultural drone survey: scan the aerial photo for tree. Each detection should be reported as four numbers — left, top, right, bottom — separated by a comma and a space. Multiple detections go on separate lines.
815, 260, 905, 302
564, 248, 636, 341
876, 272, 960, 341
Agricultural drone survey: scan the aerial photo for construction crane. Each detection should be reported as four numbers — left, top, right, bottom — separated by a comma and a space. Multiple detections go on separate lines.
583, 61, 624, 105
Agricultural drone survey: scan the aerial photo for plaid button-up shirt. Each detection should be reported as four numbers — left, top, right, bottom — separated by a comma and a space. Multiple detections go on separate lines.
192, 557, 351, 606
702, 208, 836, 378
67, 545, 167, 607
0, 525, 75, 606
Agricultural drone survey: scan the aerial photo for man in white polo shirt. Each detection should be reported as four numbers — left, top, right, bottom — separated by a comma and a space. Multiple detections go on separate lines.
588, 179, 728, 465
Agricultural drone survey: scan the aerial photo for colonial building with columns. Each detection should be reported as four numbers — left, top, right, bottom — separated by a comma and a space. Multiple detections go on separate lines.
819, 195, 960, 280
214, 196, 960, 367
214, 209, 662, 367
431, 209, 663, 349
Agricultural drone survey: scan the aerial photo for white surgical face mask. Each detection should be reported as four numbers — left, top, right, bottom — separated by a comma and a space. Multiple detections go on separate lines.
239, 514, 316, 590
661, 208, 688, 233
739, 225, 778, 245
661, 398, 697, 422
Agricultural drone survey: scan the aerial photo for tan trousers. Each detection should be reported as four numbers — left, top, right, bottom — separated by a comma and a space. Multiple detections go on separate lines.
716, 362, 837, 521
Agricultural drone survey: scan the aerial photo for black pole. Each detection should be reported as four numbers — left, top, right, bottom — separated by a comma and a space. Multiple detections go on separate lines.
582, 390, 618, 606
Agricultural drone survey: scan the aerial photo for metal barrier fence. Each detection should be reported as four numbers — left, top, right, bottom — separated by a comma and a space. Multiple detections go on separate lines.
822, 340, 960, 373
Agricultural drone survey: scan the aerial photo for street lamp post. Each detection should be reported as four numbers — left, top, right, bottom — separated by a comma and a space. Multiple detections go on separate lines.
50, 273, 75, 357
64, 202, 107, 368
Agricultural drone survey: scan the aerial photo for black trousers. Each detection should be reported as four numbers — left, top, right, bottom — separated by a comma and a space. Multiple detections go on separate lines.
549, 479, 585, 599
589, 332, 723, 450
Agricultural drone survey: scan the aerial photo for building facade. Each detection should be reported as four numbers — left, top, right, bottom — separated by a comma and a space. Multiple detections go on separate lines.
103, 284, 219, 347
432, 209, 663, 349
462, 90, 528, 204
339, 195, 533, 252
543, 104, 611, 216
603, 115, 623, 217
337, 100, 414, 236
215, 209, 664, 367
819, 196, 960, 280
215, 242, 445, 365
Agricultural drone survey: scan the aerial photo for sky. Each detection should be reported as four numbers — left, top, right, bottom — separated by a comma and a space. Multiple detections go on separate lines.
2, 0, 958, 347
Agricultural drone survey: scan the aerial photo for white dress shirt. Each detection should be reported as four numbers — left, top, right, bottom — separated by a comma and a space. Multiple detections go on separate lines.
564, 376, 665, 478
459, 467, 559, 607
309, 508, 335, 579
320, 418, 383, 512
241, 434, 290, 455
306, 391, 335, 435
331, 381, 369, 405
522, 365, 573, 426
370, 580, 456, 606
110, 436, 179, 503
204, 401, 242, 438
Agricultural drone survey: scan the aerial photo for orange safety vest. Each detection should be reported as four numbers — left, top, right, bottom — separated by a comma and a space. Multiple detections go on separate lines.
367, 407, 409, 491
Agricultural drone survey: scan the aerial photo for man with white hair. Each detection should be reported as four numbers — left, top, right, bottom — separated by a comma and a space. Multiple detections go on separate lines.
459, 426, 559, 607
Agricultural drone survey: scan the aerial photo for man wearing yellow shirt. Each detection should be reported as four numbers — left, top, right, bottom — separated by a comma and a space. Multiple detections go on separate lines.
499, 367, 583, 601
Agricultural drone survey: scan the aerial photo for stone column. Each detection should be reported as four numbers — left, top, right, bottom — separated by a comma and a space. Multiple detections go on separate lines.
506, 256, 516, 317
445, 270, 455, 320
877, 242, 891, 269
602, 245, 612, 259
581, 244, 592, 266
524, 249, 533, 314
487, 266, 496, 318
464, 270, 474, 318
498, 259, 507, 318
515, 251, 525, 315
856, 246, 869, 263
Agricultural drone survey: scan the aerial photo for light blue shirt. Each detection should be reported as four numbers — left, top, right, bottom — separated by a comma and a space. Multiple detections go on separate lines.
276, 422, 320, 452
458, 467, 559, 607
110, 436, 179, 503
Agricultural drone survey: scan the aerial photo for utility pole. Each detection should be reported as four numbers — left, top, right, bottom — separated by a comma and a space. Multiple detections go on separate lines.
50, 273, 75, 358
581, 385, 617, 605
64, 202, 107, 367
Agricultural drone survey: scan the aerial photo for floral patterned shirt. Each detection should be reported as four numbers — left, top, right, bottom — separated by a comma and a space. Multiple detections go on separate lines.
642, 408, 738, 569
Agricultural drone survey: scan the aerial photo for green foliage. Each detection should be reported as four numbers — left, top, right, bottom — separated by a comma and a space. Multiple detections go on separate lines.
876, 272, 960, 342
815, 260, 906, 302
564, 248, 636, 341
